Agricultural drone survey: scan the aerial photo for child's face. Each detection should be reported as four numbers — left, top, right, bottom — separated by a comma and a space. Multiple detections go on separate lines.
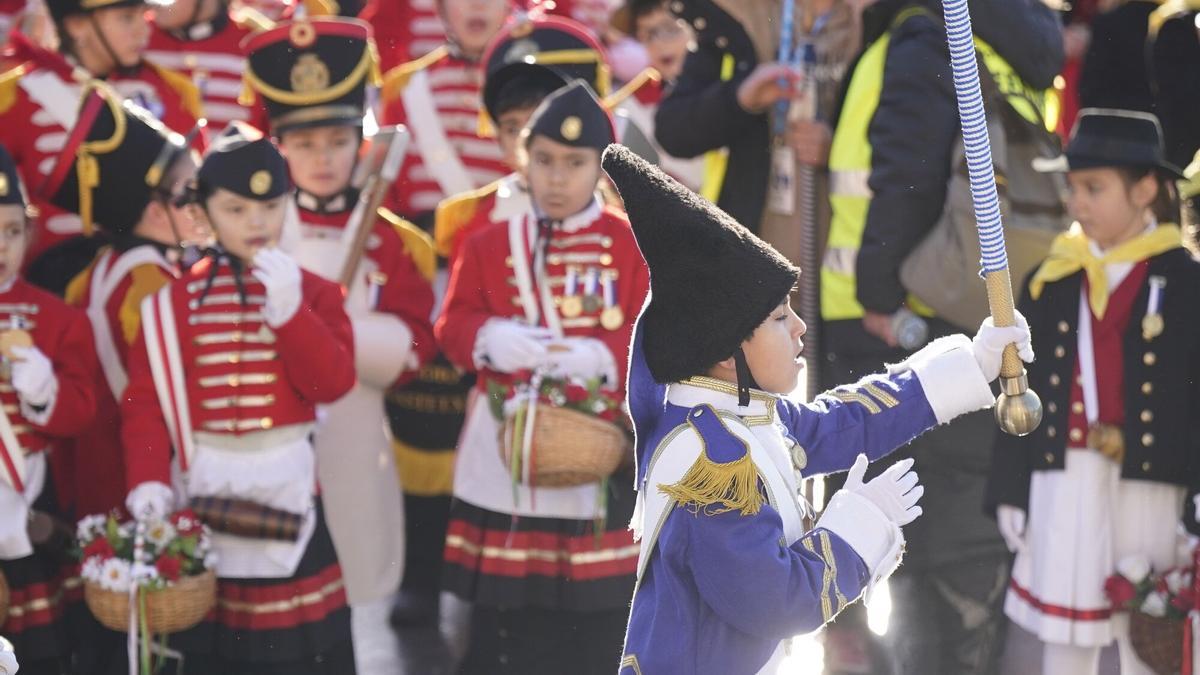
441, 0, 510, 58
741, 300, 807, 395
523, 135, 601, 221
1066, 167, 1157, 249
0, 206, 27, 289
196, 188, 287, 262
634, 8, 689, 81
497, 104, 537, 170
83, 5, 151, 68
278, 125, 359, 199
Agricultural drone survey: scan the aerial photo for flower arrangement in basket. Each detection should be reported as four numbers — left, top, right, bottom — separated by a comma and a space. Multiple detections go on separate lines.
1105, 554, 1192, 675
487, 369, 631, 491
76, 510, 218, 671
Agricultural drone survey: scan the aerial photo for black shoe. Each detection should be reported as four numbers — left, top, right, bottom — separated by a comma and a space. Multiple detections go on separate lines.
390, 589, 440, 628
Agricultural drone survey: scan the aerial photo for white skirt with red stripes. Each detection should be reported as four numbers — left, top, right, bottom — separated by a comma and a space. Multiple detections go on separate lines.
1006, 448, 1186, 647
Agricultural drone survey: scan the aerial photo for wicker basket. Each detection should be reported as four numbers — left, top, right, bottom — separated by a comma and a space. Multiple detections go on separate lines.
84, 570, 217, 634
1129, 611, 1183, 675
502, 404, 629, 487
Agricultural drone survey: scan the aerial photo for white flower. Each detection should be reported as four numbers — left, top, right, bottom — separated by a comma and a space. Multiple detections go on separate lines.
75, 514, 107, 541
81, 557, 102, 583
1166, 568, 1190, 594
1141, 591, 1169, 617
591, 399, 607, 414
144, 519, 176, 549
174, 515, 196, 533
203, 551, 219, 569
97, 558, 131, 593
1117, 555, 1152, 584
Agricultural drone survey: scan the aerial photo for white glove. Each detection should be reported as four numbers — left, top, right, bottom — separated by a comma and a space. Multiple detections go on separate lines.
843, 453, 924, 526
252, 248, 303, 327
0, 635, 16, 674
996, 504, 1027, 554
971, 310, 1035, 382
125, 481, 174, 520
9, 345, 55, 408
542, 338, 617, 384
475, 319, 552, 373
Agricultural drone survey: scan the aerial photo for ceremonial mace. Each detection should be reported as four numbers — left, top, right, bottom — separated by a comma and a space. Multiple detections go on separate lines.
941, 0, 1042, 435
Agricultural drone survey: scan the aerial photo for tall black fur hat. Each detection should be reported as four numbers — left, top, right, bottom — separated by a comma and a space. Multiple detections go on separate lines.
601, 144, 799, 383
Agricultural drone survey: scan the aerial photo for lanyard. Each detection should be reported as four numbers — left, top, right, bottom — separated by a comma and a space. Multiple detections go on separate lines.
773, 1, 829, 137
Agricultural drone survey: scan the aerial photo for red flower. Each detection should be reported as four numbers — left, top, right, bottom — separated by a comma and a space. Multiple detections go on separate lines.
1105, 575, 1138, 608
83, 537, 115, 561
155, 554, 183, 582
170, 509, 203, 536
598, 407, 618, 422
565, 385, 589, 404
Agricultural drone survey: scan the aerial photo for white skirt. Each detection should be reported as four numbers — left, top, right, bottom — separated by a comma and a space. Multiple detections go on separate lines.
1006, 448, 1186, 646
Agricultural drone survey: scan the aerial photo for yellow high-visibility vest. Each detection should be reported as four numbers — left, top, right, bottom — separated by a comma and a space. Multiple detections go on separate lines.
820, 7, 1056, 321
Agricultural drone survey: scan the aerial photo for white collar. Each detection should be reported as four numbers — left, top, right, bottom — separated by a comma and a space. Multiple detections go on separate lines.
666, 376, 778, 426
1088, 219, 1156, 291
295, 190, 349, 214
531, 196, 603, 234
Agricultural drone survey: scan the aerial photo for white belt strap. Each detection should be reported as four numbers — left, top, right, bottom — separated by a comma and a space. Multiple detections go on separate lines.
89, 247, 173, 398
402, 69, 475, 198
141, 287, 196, 471
19, 71, 82, 130
0, 399, 26, 493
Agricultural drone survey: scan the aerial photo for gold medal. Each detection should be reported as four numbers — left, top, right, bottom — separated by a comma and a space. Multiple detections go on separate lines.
582, 295, 602, 313
561, 295, 583, 318
1142, 313, 1164, 341
600, 306, 624, 331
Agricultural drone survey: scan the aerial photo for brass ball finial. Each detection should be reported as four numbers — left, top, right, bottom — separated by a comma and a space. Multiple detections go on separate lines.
995, 372, 1043, 436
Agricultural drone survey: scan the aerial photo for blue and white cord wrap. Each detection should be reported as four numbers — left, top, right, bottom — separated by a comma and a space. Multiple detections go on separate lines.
942, 0, 1008, 274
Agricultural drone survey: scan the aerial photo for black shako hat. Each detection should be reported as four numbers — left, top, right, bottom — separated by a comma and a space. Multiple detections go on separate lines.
1034, 108, 1185, 179
241, 18, 380, 135
601, 144, 800, 384
0, 145, 26, 209
40, 82, 194, 236
193, 122, 290, 202
526, 81, 615, 151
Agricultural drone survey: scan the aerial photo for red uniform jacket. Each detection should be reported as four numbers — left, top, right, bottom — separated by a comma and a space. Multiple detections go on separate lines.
437, 203, 650, 394
146, 13, 267, 135
63, 245, 176, 516
358, 0, 444, 73
295, 202, 438, 385
379, 47, 508, 221
0, 279, 97, 500
121, 258, 356, 489
0, 34, 204, 262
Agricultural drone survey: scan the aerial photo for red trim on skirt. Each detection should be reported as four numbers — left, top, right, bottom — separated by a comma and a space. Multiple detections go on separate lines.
444, 519, 638, 581
1010, 577, 1113, 621
211, 563, 348, 631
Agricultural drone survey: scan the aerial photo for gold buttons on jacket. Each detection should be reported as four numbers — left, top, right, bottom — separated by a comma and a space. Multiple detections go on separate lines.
1142, 461, 1152, 472
1143, 352, 1156, 366
1069, 428, 1083, 442
1142, 382, 1153, 395
1058, 321, 1070, 333
1054, 346, 1066, 358
1047, 402, 1058, 414
1049, 374, 1061, 387
1071, 401, 1084, 414
1044, 452, 1054, 464
1139, 410, 1153, 423
1141, 433, 1154, 447
1046, 426, 1057, 438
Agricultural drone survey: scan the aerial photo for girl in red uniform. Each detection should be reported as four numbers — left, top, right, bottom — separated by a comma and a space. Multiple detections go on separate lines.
0, 144, 98, 675
437, 81, 649, 675
120, 122, 358, 674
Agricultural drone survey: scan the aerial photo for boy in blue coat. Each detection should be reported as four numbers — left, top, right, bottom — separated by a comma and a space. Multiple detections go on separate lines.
601, 145, 1035, 675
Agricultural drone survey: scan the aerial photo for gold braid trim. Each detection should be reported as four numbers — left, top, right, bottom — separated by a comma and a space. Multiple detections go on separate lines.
802, 536, 834, 622
76, 83, 127, 236
658, 424, 763, 517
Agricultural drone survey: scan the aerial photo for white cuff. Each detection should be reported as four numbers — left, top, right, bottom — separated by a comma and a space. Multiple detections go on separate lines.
817, 489, 905, 602
125, 481, 175, 519
471, 319, 500, 371
262, 295, 301, 328
353, 313, 414, 389
18, 376, 58, 427
888, 334, 994, 424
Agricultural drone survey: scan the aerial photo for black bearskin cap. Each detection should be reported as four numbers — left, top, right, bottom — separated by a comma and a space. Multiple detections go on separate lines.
601, 144, 799, 383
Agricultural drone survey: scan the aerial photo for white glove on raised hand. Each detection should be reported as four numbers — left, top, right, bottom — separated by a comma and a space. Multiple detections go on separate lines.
996, 504, 1027, 554
971, 310, 1035, 382
476, 319, 552, 373
9, 345, 55, 408
125, 481, 174, 520
542, 338, 616, 383
252, 248, 303, 327
843, 453, 924, 526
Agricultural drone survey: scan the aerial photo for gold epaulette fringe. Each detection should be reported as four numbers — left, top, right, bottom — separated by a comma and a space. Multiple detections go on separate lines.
658, 451, 763, 517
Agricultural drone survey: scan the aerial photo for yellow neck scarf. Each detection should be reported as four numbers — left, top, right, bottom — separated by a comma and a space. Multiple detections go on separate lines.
1029, 223, 1183, 319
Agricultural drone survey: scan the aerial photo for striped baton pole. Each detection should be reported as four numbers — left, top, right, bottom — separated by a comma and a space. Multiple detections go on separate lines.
942, 0, 1042, 435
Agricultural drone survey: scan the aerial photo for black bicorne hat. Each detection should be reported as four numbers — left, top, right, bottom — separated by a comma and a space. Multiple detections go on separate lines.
45, 0, 167, 24
0, 145, 26, 209
1034, 108, 1185, 179
193, 122, 290, 202
241, 18, 381, 135
40, 82, 195, 235
601, 144, 800, 385
526, 80, 615, 151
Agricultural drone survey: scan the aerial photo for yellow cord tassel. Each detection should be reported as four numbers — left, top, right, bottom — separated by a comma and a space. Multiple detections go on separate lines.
238, 72, 257, 107
76, 152, 99, 237
658, 452, 763, 517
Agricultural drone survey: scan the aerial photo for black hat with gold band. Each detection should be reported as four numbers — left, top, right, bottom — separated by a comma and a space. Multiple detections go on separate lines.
0, 145, 27, 210
526, 80, 615, 151
39, 82, 197, 236
480, 16, 610, 128
240, 18, 382, 135
45, 0, 169, 24
190, 121, 291, 203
